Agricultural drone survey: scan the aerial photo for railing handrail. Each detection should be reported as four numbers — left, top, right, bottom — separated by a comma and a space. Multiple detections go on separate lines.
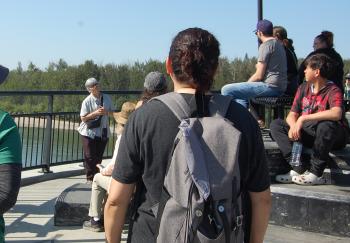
2, 90, 143, 171
0, 90, 142, 96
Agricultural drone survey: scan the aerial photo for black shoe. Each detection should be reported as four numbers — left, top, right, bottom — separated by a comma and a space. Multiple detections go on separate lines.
83, 218, 104, 232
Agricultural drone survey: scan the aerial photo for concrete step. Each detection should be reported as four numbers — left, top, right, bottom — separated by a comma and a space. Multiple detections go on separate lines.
263, 132, 350, 186
265, 224, 350, 243
266, 147, 350, 185
270, 183, 350, 238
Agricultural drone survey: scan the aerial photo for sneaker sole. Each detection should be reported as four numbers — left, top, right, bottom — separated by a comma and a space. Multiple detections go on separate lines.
83, 225, 104, 232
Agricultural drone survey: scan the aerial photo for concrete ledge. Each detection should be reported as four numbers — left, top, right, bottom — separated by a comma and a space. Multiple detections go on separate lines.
21, 168, 85, 187
270, 184, 350, 237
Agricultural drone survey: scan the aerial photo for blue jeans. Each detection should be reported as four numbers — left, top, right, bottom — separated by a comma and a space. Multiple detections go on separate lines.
221, 82, 283, 108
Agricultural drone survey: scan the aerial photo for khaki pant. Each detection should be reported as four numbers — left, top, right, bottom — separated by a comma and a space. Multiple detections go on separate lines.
88, 173, 111, 218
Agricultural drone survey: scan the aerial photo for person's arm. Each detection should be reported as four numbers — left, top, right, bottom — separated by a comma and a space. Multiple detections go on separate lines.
286, 111, 300, 141
249, 188, 272, 243
81, 107, 105, 122
248, 62, 266, 82
298, 107, 342, 123
291, 107, 342, 140
104, 178, 135, 243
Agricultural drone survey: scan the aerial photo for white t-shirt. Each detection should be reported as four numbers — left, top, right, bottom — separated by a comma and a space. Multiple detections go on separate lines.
77, 93, 114, 138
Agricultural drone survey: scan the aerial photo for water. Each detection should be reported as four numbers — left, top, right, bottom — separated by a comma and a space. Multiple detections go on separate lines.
19, 127, 115, 169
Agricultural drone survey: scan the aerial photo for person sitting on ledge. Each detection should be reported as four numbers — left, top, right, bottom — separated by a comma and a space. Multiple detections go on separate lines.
298, 30, 344, 93
83, 101, 136, 232
270, 53, 350, 185
221, 19, 287, 127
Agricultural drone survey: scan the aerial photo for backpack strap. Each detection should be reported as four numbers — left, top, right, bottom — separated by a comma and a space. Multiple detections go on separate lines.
154, 92, 233, 120
209, 94, 233, 118
153, 92, 191, 120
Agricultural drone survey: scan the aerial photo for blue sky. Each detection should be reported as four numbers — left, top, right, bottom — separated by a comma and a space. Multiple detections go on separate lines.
1, 0, 349, 70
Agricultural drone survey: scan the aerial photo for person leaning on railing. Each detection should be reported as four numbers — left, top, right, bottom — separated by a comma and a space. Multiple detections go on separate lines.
0, 65, 22, 242
77, 77, 114, 182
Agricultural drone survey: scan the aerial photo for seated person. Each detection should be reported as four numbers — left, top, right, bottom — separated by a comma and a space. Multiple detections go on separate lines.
221, 19, 287, 111
250, 25, 298, 127
298, 31, 344, 93
135, 71, 168, 109
272, 26, 298, 96
270, 53, 349, 185
82, 101, 136, 232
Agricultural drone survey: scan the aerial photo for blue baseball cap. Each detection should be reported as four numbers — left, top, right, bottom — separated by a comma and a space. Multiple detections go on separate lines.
255, 19, 273, 34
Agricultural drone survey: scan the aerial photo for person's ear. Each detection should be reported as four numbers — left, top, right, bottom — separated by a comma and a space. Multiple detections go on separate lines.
166, 57, 173, 75
314, 69, 321, 77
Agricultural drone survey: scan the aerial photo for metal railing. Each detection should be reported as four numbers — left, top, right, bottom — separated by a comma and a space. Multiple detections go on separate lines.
0, 90, 141, 171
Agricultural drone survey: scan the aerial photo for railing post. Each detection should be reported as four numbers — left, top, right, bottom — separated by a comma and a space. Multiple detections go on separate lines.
258, 0, 263, 21
42, 95, 53, 173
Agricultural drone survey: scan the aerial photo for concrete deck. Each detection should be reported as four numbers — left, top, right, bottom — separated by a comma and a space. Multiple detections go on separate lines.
4, 162, 350, 242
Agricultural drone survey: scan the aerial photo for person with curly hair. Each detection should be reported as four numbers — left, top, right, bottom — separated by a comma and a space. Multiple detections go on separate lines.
104, 27, 271, 243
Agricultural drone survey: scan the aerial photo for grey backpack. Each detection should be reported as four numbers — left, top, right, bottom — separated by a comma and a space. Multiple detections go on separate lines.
154, 92, 244, 243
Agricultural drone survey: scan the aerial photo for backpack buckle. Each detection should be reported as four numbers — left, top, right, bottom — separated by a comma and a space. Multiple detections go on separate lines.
236, 215, 243, 227
232, 215, 243, 231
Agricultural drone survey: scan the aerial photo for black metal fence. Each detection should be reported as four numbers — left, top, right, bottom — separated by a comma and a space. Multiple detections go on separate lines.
0, 90, 141, 171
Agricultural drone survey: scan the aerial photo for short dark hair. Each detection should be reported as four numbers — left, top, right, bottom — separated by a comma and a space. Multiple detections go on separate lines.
305, 53, 334, 79
169, 28, 220, 92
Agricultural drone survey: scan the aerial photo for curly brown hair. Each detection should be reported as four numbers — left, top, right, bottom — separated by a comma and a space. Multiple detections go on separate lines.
169, 28, 220, 92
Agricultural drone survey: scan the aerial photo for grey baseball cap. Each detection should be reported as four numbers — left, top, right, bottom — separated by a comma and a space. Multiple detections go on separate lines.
345, 73, 350, 79
144, 71, 167, 92
85, 77, 99, 88
0, 65, 9, 85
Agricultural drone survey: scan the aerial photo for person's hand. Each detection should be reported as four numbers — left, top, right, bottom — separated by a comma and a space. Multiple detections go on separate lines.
96, 164, 108, 175
100, 169, 107, 176
94, 107, 105, 116
288, 117, 304, 141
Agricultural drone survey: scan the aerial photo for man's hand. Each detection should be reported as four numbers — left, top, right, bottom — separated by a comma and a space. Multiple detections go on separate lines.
288, 116, 304, 140
94, 107, 106, 116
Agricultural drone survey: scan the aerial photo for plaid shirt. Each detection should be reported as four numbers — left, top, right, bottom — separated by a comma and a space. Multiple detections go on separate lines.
291, 82, 343, 115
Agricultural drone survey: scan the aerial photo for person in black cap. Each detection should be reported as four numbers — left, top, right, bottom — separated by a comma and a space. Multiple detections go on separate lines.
221, 19, 287, 126
0, 65, 22, 242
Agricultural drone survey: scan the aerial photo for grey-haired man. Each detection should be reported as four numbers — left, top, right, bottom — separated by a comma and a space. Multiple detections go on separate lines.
77, 78, 114, 182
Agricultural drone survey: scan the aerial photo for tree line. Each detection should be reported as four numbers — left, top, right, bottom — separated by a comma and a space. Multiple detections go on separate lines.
1, 57, 350, 113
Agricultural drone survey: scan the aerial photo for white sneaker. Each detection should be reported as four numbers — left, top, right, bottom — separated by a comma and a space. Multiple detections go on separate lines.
275, 170, 300, 184
292, 172, 326, 186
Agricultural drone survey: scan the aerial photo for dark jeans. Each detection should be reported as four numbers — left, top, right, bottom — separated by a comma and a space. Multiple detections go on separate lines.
0, 163, 22, 215
270, 119, 347, 177
81, 135, 108, 181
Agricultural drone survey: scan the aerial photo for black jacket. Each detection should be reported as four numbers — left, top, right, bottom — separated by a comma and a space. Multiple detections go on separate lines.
298, 48, 344, 93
